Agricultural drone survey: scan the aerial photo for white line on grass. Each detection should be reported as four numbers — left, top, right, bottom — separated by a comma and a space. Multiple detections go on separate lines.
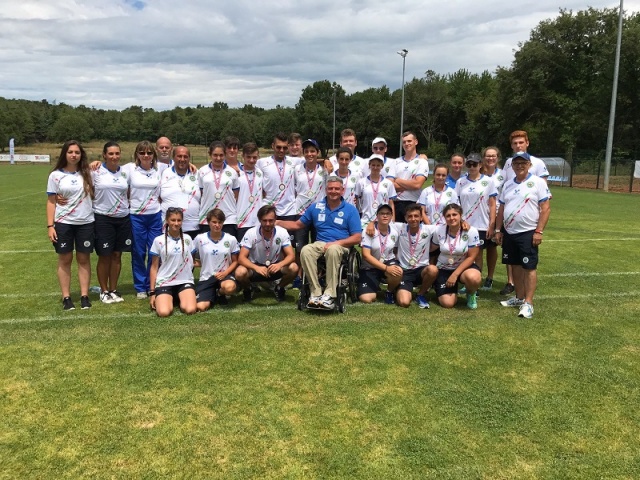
546, 238, 639, 242
0, 191, 41, 202
0, 250, 51, 254
544, 271, 640, 277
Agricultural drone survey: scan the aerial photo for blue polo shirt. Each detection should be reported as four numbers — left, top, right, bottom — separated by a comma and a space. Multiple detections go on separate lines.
300, 197, 361, 242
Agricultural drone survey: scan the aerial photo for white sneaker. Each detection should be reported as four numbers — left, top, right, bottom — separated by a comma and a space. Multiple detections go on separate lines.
308, 295, 321, 307
518, 302, 534, 318
136, 291, 148, 300
319, 294, 335, 309
100, 291, 115, 304
500, 296, 524, 307
109, 290, 125, 303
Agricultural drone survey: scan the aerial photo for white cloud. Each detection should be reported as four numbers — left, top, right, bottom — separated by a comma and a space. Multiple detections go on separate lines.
0, 0, 637, 110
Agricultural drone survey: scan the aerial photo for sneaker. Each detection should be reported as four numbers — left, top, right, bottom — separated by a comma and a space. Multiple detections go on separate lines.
319, 294, 335, 309
518, 302, 534, 318
216, 292, 228, 305
292, 276, 302, 289
415, 294, 430, 309
466, 292, 478, 310
136, 291, 148, 300
458, 286, 467, 295
274, 285, 286, 302
62, 297, 75, 311
109, 290, 125, 303
80, 296, 92, 309
384, 291, 395, 305
500, 282, 515, 295
243, 287, 253, 302
307, 295, 321, 308
100, 291, 115, 304
481, 278, 493, 291
500, 296, 524, 307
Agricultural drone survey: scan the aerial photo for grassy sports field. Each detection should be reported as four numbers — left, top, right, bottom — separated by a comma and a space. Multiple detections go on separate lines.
1, 164, 639, 478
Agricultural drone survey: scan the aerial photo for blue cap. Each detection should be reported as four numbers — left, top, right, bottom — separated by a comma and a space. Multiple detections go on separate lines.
512, 151, 531, 162
302, 139, 320, 150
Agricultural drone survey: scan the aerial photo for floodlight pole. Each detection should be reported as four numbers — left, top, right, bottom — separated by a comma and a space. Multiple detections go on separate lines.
604, 0, 624, 192
397, 49, 408, 158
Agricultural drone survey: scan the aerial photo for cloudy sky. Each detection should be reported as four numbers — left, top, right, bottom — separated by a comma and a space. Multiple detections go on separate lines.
0, 0, 638, 111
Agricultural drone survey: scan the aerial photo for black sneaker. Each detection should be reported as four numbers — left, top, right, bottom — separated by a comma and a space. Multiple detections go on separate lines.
243, 287, 253, 302
62, 297, 75, 311
274, 285, 286, 302
500, 283, 515, 295
80, 295, 92, 309
216, 290, 228, 306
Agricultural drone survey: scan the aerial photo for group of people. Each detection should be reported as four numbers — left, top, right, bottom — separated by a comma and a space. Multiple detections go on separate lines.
46, 128, 550, 318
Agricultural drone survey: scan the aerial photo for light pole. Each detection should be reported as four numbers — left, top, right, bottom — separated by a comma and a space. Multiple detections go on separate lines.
604, 0, 623, 192
332, 85, 337, 153
397, 49, 408, 157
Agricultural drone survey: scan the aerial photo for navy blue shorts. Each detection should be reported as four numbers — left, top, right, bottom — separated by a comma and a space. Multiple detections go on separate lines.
53, 222, 95, 254
434, 264, 481, 297
398, 266, 426, 292
502, 230, 538, 269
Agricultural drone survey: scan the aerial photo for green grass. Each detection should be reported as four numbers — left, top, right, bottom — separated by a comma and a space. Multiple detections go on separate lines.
1, 165, 639, 478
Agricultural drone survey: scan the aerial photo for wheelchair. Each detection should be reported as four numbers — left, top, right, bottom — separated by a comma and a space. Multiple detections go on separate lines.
297, 247, 361, 313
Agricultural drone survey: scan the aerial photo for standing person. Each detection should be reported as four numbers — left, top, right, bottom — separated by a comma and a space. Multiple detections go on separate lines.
148, 208, 197, 317
358, 204, 402, 304
500, 130, 550, 295
329, 128, 366, 174
418, 163, 458, 226
369, 137, 396, 179
160, 146, 201, 239
46, 140, 95, 310
393, 131, 429, 222
257, 132, 297, 221
445, 153, 465, 189
480, 146, 504, 290
494, 152, 551, 319
278, 177, 362, 310
334, 147, 361, 206
455, 153, 498, 291
293, 139, 326, 257
92, 141, 131, 304
235, 142, 264, 242
197, 141, 240, 237
122, 141, 163, 299
193, 208, 239, 311
156, 136, 173, 166
431, 203, 482, 309
355, 154, 397, 230
236, 205, 299, 302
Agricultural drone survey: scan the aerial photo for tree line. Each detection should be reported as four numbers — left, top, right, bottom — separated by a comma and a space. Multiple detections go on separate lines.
1, 7, 639, 164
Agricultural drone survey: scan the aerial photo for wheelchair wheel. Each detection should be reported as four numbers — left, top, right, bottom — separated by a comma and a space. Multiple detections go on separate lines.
347, 249, 361, 303
337, 291, 347, 313
298, 273, 310, 310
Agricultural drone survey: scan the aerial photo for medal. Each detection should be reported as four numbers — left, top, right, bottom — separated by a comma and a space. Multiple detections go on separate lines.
370, 177, 381, 209
409, 258, 417, 266
245, 170, 257, 202
279, 183, 285, 191
372, 202, 379, 210
448, 257, 454, 265
249, 195, 255, 203
434, 212, 440, 220
407, 226, 420, 267
215, 192, 221, 199
265, 260, 271, 267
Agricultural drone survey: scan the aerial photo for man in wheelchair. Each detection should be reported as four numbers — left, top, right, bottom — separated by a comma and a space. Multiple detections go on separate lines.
278, 176, 361, 310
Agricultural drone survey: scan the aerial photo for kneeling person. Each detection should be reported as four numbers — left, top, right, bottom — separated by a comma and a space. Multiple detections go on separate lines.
193, 208, 239, 311
236, 205, 299, 302
149, 208, 197, 317
358, 204, 402, 304
431, 203, 482, 309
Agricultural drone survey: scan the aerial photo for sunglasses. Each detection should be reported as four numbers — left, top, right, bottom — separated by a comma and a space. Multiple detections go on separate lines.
466, 162, 480, 167
138, 151, 154, 156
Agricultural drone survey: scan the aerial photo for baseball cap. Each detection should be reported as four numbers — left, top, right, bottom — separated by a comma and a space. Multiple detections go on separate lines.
512, 151, 531, 162
302, 139, 320, 150
369, 154, 385, 164
465, 153, 481, 166
372, 137, 387, 146
376, 203, 393, 214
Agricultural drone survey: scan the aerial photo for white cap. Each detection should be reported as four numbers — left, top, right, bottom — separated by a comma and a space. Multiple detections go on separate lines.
368, 154, 385, 163
372, 137, 387, 146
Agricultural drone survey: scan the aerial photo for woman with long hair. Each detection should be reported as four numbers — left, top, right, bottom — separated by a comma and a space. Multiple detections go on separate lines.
46, 140, 95, 310
148, 207, 197, 317
92, 141, 131, 304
